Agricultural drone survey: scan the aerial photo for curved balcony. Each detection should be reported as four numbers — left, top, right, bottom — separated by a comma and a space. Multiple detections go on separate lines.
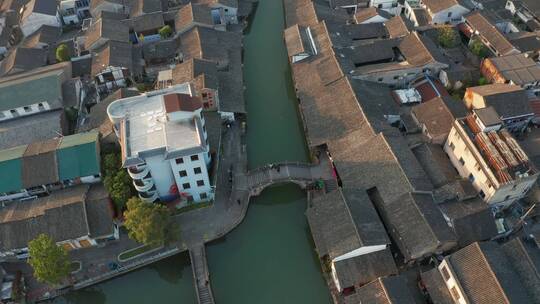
139, 189, 158, 203
133, 178, 154, 192
128, 164, 150, 180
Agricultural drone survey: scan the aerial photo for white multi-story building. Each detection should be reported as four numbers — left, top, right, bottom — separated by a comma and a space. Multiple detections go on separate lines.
107, 83, 213, 204
444, 109, 538, 209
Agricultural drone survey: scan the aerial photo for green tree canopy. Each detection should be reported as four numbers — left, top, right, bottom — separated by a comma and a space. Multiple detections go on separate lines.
102, 153, 133, 210
55, 44, 70, 62
438, 27, 457, 48
124, 197, 176, 246
158, 25, 173, 39
470, 39, 489, 58
477, 76, 489, 86
28, 234, 71, 285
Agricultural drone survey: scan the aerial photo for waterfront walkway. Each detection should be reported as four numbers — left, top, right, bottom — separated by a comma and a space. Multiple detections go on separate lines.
190, 245, 215, 304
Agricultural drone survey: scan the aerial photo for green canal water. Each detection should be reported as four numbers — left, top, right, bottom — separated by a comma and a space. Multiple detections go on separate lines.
56, 0, 331, 303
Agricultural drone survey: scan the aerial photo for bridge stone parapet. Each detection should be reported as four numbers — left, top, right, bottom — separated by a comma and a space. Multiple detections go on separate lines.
235, 161, 332, 196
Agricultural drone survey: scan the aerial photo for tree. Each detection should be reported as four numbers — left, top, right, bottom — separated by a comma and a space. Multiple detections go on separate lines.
102, 153, 134, 210
438, 27, 456, 48
158, 25, 173, 39
104, 171, 132, 210
28, 234, 71, 285
477, 77, 489, 86
124, 197, 175, 246
55, 44, 70, 62
469, 39, 489, 58
102, 153, 120, 177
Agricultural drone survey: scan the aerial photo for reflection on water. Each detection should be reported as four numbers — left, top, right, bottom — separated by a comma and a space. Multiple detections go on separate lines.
55, 253, 196, 304
207, 185, 332, 304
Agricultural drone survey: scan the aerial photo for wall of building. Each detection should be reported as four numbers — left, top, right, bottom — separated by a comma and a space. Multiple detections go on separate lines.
0, 101, 52, 121
429, 5, 469, 25
170, 151, 213, 202
463, 91, 486, 110
438, 260, 467, 304
90, 2, 124, 18
370, 0, 399, 14
359, 15, 388, 24
480, 59, 507, 84
143, 154, 175, 199
444, 125, 538, 207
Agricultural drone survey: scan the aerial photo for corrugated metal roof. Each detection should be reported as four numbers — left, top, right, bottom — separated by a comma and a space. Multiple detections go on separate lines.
57, 132, 100, 180
0, 158, 22, 193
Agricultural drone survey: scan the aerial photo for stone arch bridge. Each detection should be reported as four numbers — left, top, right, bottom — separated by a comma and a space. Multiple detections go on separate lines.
235, 161, 336, 196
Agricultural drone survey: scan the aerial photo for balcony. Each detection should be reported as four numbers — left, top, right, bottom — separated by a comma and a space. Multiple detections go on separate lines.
128, 164, 149, 180
139, 190, 158, 203
133, 177, 154, 192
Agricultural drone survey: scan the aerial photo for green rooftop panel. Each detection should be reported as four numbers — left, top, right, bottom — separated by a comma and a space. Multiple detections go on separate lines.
58, 131, 99, 149
57, 132, 100, 180
0, 158, 22, 193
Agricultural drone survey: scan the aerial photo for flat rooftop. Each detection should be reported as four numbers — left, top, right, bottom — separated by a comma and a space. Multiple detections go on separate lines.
108, 84, 205, 161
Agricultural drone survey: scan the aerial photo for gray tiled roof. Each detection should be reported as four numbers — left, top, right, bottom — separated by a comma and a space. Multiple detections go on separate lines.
283, 0, 318, 28
91, 40, 133, 76
172, 58, 218, 91
333, 248, 397, 289
352, 275, 417, 304
382, 192, 456, 261
0, 47, 48, 76
0, 110, 66, 150
21, 138, 60, 188
465, 11, 517, 56
485, 53, 540, 86
85, 17, 130, 50
21, 25, 61, 48
468, 84, 533, 119
86, 183, 114, 237
354, 7, 391, 24
127, 11, 164, 33
422, 0, 461, 13
447, 241, 534, 303
79, 88, 140, 138
412, 143, 459, 188
421, 268, 454, 304
439, 198, 498, 246
130, 0, 164, 18
142, 38, 179, 63
328, 131, 432, 203
306, 189, 390, 258
411, 97, 457, 142
501, 237, 540, 302
384, 16, 411, 38
0, 185, 90, 251
175, 3, 213, 33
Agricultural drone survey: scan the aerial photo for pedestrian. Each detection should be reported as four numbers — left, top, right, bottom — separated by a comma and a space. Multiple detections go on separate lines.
237, 199, 241, 205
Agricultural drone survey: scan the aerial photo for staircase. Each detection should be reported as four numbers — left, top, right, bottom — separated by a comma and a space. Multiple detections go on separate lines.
324, 179, 338, 192
190, 245, 215, 304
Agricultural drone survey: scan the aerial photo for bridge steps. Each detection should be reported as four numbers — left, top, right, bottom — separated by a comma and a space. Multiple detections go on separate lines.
190, 245, 215, 304
324, 179, 338, 192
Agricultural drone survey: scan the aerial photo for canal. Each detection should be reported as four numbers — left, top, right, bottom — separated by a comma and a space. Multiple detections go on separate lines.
55, 0, 331, 303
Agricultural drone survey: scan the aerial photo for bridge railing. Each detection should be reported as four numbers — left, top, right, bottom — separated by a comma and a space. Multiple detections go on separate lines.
246, 161, 314, 175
